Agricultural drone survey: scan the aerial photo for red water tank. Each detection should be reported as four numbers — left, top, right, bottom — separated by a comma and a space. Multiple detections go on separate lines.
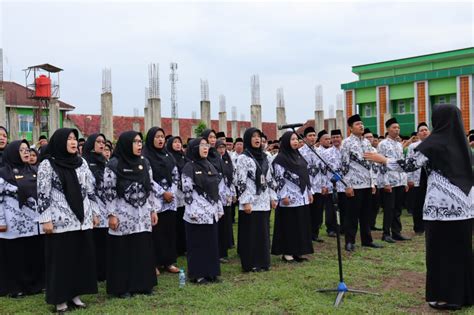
35, 75, 51, 98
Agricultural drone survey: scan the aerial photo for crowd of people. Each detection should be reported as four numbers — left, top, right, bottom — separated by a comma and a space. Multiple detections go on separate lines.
0, 104, 472, 312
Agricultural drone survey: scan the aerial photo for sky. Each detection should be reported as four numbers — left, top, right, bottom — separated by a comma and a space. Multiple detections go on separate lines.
1, 0, 473, 123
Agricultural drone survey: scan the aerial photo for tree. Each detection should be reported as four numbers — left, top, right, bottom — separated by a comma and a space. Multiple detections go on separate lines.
194, 121, 207, 137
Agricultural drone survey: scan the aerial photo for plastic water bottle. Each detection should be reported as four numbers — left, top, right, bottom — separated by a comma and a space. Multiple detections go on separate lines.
179, 269, 186, 288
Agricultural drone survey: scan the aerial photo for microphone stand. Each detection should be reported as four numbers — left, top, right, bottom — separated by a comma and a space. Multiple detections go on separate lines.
286, 127, 378, 307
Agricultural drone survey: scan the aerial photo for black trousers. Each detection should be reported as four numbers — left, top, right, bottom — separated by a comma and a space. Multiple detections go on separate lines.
411, 186, 426, 233
309, 193, 322, 238
368, 188, 381, 228
382, 186, 405, 237
344, 188, 373, 246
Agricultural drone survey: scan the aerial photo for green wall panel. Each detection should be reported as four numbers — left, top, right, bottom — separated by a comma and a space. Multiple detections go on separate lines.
433, 57, 474, 70
355, 88, 376, 103
361, 117, 377, 134
394, 64, 432, 76
429, 77, 456, 96
359, 69, 394, 80
390, 83, 414, 100
392, 113, 415, 135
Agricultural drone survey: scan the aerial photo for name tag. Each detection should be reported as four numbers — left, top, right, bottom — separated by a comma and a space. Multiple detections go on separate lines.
123, 168, 133, 172
15, 175, 24, 180
195, 171, 202, 175
260, 175, 266, 185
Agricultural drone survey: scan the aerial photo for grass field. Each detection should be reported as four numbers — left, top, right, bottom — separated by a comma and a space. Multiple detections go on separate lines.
1, 211, 473, 314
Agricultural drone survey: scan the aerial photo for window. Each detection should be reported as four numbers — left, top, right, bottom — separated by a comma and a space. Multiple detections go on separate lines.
450, 95, 457, 106
41, 115, 48, 132
398, 100, 406, 114
18, 114, 34, 132
438, 96, 446, 104
364, 105, 372, 117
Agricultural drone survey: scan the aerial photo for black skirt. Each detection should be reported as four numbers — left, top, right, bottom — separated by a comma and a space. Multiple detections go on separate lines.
218, 206, 234, 258
185, 221, 220, 280
152, 210, 177, 267
93, 228, 108, 282
0, 235, 45, 296
271, 205, 314, 256
425, 219, 473, 306
106, 232, 157, 296
44, 229, 98, 305
238, 210, 271, 271
175, 206, 187, 256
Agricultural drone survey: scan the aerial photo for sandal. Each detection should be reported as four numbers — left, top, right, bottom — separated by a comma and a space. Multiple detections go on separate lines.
167, 265, 180, 273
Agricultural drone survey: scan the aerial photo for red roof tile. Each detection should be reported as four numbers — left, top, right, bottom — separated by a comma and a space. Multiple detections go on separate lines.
1, 81, 75, 110
67, 114, 278, 141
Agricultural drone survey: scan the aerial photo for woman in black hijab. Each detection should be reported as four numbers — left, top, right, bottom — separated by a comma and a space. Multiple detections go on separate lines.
234, 128, 277, 272
37, 128, 99, 312
0, 126, 8, 167
271, 131, 314, 262
28, 148, 39, 171
0, 140, 44, 298
366, 104, 473, 310
83, 133, 108, 282
104, 131, 158, 298
166, 136, 188, 256
201, 129, 235, 262
182, 137, 223, 284
143, 127, 180, 274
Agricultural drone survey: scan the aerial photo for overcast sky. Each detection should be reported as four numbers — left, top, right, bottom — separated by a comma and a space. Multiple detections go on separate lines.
1, 1, 473, 123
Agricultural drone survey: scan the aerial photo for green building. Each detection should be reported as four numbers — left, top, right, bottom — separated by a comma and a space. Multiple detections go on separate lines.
341, 47, 473, 136
1, 81, 74, 142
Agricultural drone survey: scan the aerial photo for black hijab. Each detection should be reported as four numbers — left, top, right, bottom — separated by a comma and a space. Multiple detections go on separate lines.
243, 127, 269, 194
40, 128, 84, 222
0, 140, 37, 208
29, 148, 39, 166
183, 137, 219, 203
143, 127, 176, 186
416, 104, 473, 196
109, 131, 151, 199
216, 140, 234, 187
166, 136, 187, 174
272, 131, 310, 194
0, 126, 8, 168
83, 133, 107, 187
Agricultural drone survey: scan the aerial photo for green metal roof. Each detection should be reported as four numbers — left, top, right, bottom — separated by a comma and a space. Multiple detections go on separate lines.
341, 65, 474, 90
352, 47, 474, 74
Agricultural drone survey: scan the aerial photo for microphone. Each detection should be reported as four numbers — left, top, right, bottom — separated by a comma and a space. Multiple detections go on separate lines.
278, 123, 304, 130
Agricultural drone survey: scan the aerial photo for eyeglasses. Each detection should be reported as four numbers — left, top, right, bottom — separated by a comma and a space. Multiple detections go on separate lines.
133, 140, 143, 145
19, 149, 29, 153
199, 144, 210, 148
95, 140, 106, 144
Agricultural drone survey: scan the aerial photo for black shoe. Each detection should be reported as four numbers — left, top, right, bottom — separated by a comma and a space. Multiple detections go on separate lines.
293, 255, 308, 262
206, 276, 221, 283
9, 292, 24, 298
392, 234, 411, 241
68, 301, 87, 309
363, 242, 383, 248
194, 277, 209, 285
327, 231, 337, 237
55, 307, 69, 314
371, 226, 383, 231
345, 243, 354, 252
382, 235, 396, 243
117, 293, 131, 299
428, 302, 461, 311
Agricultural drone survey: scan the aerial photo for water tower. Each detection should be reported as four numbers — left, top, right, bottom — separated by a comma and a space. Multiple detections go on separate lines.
24, 64, 63, 140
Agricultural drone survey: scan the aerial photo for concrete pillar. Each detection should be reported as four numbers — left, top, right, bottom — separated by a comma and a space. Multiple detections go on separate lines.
276, 106, 286, 138
218, 111, 227, 134
336, 109, 344, 133
250, 104, 262, 130
32, 109, 41, 143
48, 100, 60, 136
9, 107, 19, 141
0, 89, 6, 127
149, 98, 161, 127
172, 117, 180, 136
314, 110, 324, 132
200, 100, 211, 128
327, 118, 336, 132
231, 121, 238, 139
144, 106, 150, 133
100, 92, 114, 141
